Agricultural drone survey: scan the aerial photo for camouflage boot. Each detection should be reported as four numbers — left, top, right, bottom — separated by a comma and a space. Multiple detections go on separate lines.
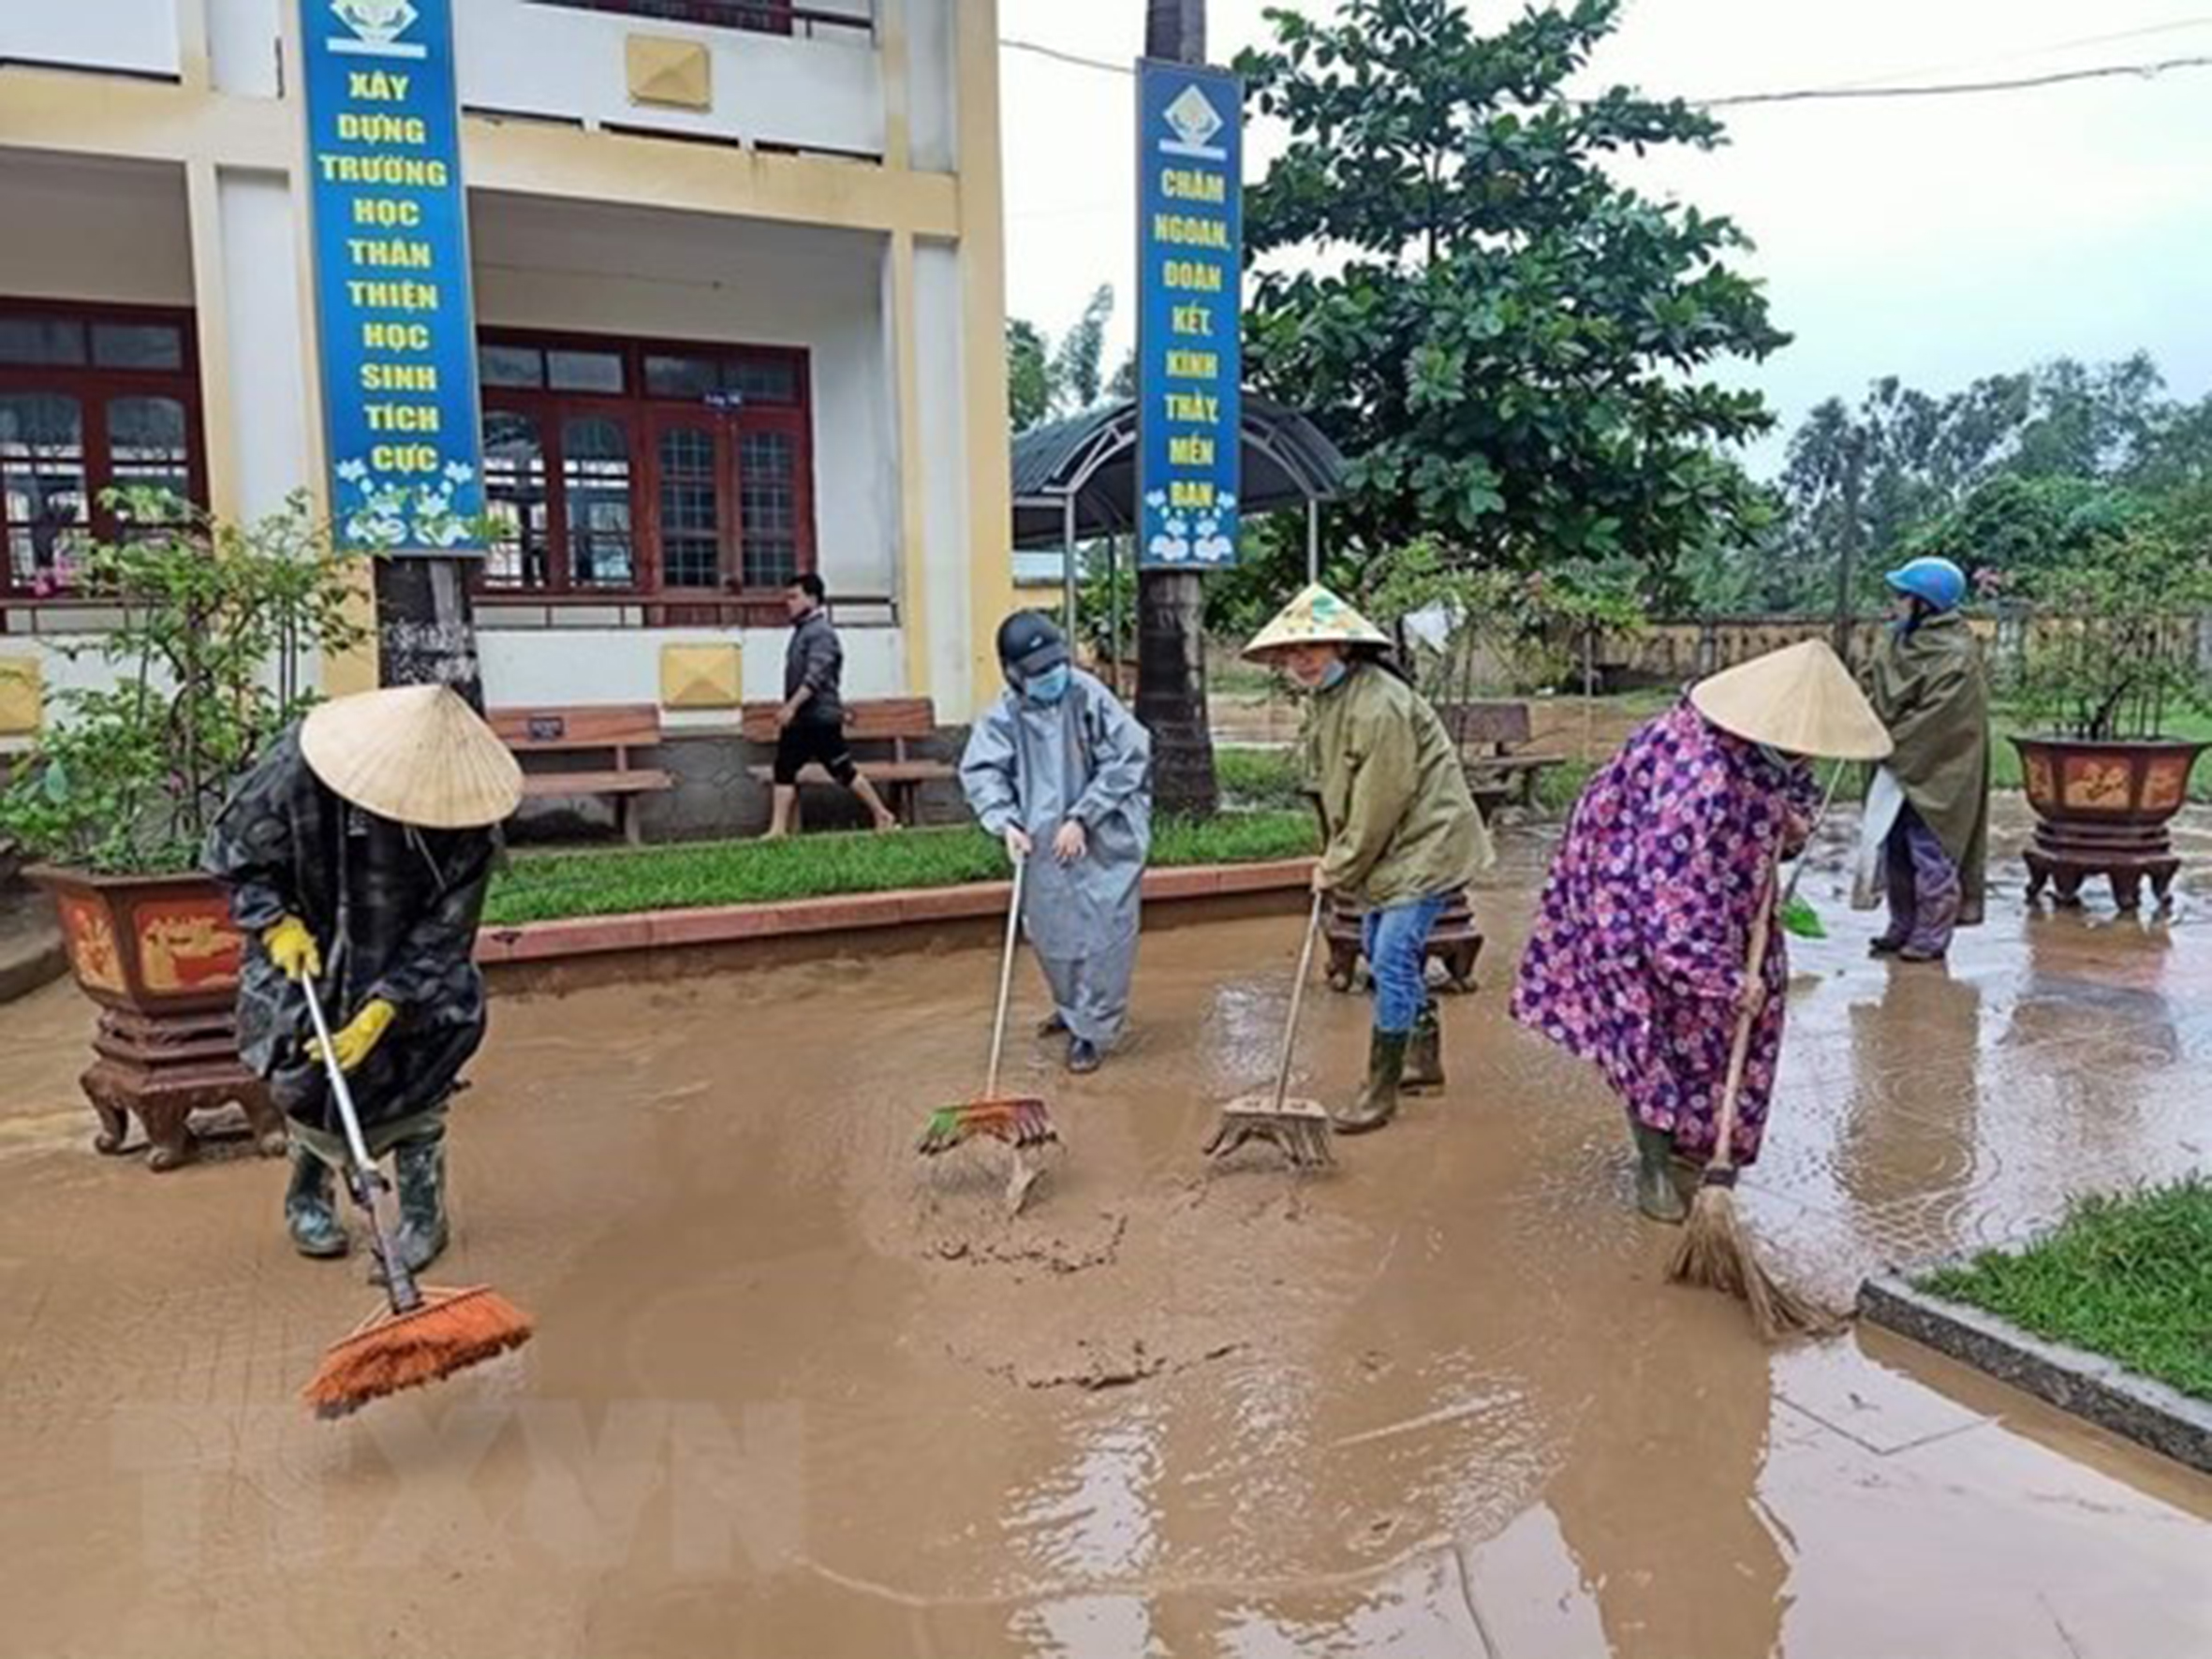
390, 1129, 450, 1275
285, 1146, 349, 1259
1403, 1004, 1444, 1094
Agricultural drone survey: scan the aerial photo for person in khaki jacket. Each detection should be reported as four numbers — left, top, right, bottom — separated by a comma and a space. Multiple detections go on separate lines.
1244, 584, 1494, 1133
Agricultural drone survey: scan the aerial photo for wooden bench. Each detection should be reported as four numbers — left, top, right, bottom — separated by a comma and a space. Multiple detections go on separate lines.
1437, 700, 1562, 815
741, 697, 956, 828
489, 703, 671, 845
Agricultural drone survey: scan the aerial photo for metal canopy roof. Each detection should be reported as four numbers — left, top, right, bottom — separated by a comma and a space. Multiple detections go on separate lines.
1010, 396, 1349, 550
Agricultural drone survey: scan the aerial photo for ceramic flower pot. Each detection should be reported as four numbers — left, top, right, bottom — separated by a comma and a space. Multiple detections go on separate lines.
2010, 736, 2206, 910
24, 866, 282, 1169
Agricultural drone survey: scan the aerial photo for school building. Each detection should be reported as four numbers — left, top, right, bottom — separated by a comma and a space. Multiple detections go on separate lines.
0, 0, 1016, 751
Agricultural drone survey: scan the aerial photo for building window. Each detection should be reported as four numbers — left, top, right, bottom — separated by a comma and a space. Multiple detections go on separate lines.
527, 1, 805, 37
0, 302, 204, 597
478, 330, 812, 600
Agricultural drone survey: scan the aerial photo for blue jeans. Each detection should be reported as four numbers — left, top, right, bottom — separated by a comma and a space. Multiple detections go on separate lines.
1361, 893, 1449, 1035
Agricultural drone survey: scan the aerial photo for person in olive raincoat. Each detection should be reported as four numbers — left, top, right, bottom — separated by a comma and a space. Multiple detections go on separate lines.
960, 612, 1152, 1074
1244, 584, 1493, 1134
1865, 555, 1991, 962
205, 684, 521, 1271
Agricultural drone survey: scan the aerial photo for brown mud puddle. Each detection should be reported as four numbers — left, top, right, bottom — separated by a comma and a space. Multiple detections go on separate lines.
2, 818, 2209, 1656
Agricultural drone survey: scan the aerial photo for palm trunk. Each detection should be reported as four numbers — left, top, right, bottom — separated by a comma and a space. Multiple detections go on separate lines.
1141, 0, 1218, 816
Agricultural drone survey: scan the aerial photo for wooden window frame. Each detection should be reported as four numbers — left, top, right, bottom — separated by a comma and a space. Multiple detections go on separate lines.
0, 298, 207, 602
474, 327, 814, 620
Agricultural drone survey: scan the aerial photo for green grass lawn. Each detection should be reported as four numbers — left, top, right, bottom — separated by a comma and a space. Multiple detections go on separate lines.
485, 811, 1318, 927
1918, 1179, 2212, 1402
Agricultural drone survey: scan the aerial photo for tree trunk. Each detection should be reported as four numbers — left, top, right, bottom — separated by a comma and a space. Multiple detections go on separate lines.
1144, 0, 1205, 58
1139, 0, 1217, 816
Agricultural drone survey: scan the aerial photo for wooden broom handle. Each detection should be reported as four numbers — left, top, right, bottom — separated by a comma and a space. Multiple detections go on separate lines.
1709, 861, 1779, 1177
1271, 890, 1327, 1111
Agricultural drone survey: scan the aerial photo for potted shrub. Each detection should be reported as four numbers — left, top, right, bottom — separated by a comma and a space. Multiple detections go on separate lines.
2005, 500, 2212, 909
0, 489, 367, 1167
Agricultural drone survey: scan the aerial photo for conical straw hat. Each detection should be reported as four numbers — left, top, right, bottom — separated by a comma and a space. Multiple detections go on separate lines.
1243, 583, 1390, 659
1689, 639, 1894, 762
301, 685, 524, 830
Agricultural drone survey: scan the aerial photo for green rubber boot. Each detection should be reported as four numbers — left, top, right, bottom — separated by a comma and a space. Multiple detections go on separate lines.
1403, 1004, 1444, 1094
390, 1129, 450, 1276
284, 1146, 349, 1259
1630, 1121, 1689, 1225
1332, 1030, 1409, 1135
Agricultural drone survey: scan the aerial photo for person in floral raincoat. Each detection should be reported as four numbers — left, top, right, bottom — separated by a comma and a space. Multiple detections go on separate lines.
1512, 642, 1891, 1222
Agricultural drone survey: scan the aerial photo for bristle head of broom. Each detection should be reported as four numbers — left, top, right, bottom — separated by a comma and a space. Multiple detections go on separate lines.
303, 1285, 535, 1419
1203, 1097, 1335, 1169
1665, 1185, 1841, 1342
917, 1096, 1057, 1154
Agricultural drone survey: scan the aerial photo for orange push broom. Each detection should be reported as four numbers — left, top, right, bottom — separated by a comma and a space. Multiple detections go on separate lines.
917, 853, 1060, 1214
298, 977, 533, 1418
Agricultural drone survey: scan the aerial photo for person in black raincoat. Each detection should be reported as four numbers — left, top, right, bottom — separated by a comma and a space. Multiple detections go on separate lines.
205, 684, 521, 1271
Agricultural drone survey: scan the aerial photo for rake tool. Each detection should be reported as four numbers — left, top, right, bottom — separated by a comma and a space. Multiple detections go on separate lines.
298, 977, 534, 1418
1202, 888, 1334, 1170
917, 853, 1059, 1214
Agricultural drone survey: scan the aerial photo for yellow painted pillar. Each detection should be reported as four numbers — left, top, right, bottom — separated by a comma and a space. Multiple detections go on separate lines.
955, 0, 1016, 720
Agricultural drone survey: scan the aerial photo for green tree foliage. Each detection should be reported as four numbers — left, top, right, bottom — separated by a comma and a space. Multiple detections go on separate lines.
1006, 317, 1054, 433
0, 491, 368, 874
1234, 0, 1787, 601
1735, 353, 2212, 615
1006, 286, 1120, 434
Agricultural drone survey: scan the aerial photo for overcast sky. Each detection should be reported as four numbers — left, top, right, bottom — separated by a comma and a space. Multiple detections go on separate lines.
996, 0, 2212, 475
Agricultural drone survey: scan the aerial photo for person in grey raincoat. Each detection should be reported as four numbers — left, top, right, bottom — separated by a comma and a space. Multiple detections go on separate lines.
204, 684, 521, 1272
960, 612, 1152, 1074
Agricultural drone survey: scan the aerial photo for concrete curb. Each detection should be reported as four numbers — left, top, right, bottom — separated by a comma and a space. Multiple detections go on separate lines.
1858, 1274, 2212, 1475
476, 858, 1316, 968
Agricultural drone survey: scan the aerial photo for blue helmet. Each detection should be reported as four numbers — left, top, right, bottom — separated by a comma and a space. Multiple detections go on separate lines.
1885, 556, 1967, 613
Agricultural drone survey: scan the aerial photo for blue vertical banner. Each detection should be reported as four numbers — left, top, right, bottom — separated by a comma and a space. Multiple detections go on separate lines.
1136, 60, 1242, 569
301, 0, 485, 555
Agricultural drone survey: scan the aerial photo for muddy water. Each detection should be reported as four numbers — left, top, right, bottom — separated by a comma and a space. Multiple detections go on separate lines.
2, 830, 2210, 1657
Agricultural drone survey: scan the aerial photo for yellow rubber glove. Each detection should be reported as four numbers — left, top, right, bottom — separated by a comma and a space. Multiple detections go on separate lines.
262, 916, 322, 983
308, 997, 397, 1074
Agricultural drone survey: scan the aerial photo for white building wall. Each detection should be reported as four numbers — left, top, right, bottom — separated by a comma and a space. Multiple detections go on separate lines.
214, 169, 315, 521
468, 195, 898, 604
913, 240, 972, 714
477, 624, 905, 727
456, 0, 884, 159
0, 0, 180, 81
905, 0, 958, 173
206, 0, 282, 97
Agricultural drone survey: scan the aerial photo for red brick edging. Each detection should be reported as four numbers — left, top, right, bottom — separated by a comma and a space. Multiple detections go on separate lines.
474, 858, 1316, 967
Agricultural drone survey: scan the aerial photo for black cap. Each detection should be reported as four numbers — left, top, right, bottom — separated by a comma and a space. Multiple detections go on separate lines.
995, 611, 1069, 682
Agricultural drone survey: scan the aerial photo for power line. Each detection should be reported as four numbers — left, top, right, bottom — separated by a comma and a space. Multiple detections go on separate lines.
1000, 37, 1130, 76
998, 33, 2212, 109
1694, 53, 2212, 108
1814, 15, 2212, 92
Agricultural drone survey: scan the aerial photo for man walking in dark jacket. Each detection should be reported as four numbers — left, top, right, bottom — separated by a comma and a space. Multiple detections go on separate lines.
768, 573, 899, 837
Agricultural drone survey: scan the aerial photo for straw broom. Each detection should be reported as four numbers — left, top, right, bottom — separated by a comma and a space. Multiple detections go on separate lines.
298, 978, 533, 1418
1666, 795, 1846, 1340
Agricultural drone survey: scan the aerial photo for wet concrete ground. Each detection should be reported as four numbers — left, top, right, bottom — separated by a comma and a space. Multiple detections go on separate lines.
2, 813, 2209, 1657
